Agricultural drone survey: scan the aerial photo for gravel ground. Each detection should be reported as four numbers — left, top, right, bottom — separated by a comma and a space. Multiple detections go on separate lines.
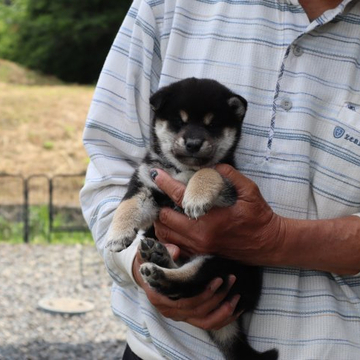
0, 244, 127, 360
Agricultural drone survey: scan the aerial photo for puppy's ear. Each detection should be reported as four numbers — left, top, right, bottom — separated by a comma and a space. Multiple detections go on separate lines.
227, 95, 247, 119
150, 87, 171, 112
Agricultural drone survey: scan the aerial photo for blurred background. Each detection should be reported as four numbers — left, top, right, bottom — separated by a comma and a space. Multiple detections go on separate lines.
0, 1, 132, 359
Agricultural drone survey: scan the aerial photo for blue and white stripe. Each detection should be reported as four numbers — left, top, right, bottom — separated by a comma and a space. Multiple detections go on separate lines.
80, 0, 360, 359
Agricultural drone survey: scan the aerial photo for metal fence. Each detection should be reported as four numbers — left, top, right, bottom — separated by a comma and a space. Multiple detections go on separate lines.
0, 172, 89, 242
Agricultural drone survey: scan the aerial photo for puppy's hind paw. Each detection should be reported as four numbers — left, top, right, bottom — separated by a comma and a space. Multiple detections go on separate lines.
140, 238, 173, 268
140, 263, 166, 289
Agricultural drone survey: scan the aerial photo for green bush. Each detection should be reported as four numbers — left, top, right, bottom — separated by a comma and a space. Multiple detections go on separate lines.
0, 0, 132, 84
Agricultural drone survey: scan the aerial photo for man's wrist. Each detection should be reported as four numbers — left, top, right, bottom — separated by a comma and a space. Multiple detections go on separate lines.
273, 216, 324, 270
258, 212, 288, 267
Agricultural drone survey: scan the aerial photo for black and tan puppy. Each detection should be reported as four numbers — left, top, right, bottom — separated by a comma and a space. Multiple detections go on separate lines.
106, 78, 278, 360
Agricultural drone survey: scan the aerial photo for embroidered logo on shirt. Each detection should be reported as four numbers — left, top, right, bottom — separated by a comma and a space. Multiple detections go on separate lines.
333, 126, 345, 139
333, 126, 360, 147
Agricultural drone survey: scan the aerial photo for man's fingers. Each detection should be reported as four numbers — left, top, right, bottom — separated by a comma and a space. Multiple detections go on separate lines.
185, 275, 237, 320
146, 277, 224, 319
215, 164, 256, 193
154, 220, 194, 256
155, 210, 199, 240
143, 276, 242, 330
173, 275, 236, 320
151, 168, 185, 207
145, 275, 238, 320
187, 294, 241, 330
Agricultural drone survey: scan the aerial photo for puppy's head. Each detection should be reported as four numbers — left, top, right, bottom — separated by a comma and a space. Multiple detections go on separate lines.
150, 77, 247, 170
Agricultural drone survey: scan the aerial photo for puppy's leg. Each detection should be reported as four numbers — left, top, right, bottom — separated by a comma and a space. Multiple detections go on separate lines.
106, 189, 158, 252
140, 250, 213, 299
182, 168, 236, 219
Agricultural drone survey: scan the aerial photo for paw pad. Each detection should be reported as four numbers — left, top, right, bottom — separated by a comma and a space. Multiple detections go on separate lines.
139, 238, 171, 267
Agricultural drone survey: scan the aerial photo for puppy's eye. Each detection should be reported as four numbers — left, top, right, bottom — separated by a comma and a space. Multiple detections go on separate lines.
173, 116, 184, 126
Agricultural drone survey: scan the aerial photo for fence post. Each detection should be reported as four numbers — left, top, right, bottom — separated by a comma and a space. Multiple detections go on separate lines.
49, 177, 53, 243
23, 177, 29, 243
0, 173, 26, 243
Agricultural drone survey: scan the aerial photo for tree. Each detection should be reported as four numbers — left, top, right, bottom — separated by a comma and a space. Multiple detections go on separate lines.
0, 0, 26, 59
1, 0, 132, 83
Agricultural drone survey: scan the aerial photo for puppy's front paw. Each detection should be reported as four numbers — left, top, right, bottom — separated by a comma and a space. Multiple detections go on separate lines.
106, 228, 137, 252
182, 168, 225, 219
182, 191, 213, 219
140, 238, 173, 268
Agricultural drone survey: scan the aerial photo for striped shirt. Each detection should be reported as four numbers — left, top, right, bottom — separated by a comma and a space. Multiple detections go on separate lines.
80, 1, 360, 359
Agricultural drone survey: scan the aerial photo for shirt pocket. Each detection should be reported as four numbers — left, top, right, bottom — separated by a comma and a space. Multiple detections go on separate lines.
312, 99, 360, 217
337, 99, 360, 131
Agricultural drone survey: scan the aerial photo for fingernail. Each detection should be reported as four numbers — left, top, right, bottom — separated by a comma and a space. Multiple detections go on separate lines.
150, 169, 158, 181
209, 278, 223, 292
235, 309, 245, 318
228, 275, 236, 287
230, 294, 241, 309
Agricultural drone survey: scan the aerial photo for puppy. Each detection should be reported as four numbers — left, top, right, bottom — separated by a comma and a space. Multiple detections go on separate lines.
106, 78, 278, 360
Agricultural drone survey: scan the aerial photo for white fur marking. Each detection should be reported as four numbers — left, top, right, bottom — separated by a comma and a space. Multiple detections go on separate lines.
211, 128, 236, 164
210, 322, 239, 345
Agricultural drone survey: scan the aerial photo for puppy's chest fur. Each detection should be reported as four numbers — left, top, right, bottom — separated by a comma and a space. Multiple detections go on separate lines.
138, 152, 195, 198
106, 78, 278, 360
123, 152, 196, 223
144, 151, 217, 202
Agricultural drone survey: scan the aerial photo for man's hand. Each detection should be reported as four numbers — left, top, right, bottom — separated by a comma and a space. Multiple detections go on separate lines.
132, 243, 242, 330
152, 164, 285, 266
151, 164, 360, 274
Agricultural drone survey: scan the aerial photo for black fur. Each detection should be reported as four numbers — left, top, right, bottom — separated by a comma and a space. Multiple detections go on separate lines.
108, 78, 278, 360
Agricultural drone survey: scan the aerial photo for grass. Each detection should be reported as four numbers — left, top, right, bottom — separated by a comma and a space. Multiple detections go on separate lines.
0, 205, 94, 245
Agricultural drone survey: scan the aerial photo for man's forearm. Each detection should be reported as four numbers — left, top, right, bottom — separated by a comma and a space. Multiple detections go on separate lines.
277, 215, 360, 275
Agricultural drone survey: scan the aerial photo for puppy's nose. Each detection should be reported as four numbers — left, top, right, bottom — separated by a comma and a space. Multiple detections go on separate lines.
185, 138, 203, 153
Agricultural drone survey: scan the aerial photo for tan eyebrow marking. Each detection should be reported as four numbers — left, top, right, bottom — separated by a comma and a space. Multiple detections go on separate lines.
180, 110, 189, 122
203, 113, 214, 126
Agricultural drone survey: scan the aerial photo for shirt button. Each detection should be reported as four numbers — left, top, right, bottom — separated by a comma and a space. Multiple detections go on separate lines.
280, 98, 293, 111
293, 45, 304, 57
